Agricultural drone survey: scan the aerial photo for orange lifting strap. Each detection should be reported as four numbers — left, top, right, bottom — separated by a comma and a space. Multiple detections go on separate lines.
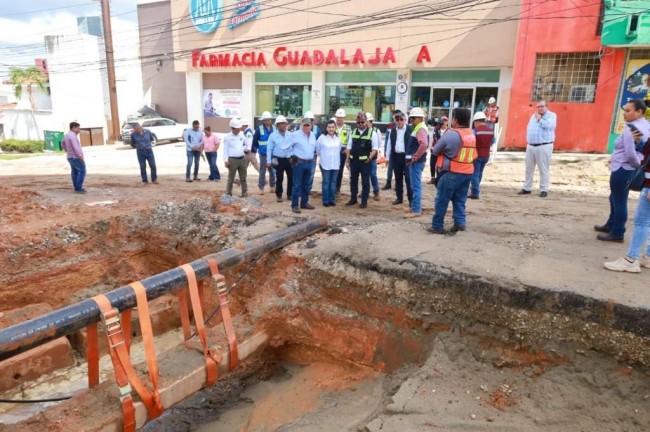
86, 289, 164, 431
88, 309, 132, 388
207, 258, 239, 370
179, 264, 220, 386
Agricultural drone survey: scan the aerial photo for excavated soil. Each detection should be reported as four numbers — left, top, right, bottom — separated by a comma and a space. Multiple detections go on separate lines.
1, 147, 650, 431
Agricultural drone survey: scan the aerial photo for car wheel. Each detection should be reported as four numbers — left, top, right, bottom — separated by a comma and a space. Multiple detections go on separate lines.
151, 135, 157, 147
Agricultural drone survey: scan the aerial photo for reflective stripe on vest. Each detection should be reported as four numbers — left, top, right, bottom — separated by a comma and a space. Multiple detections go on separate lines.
436, 128, 476, 174
349, 128, 373, 160
337, 125, 352, 146
258, 125, 274, 146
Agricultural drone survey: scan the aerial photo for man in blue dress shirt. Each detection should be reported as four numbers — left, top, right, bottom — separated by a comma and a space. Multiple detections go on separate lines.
130, 123, 158, 184
286, 118, 317, 213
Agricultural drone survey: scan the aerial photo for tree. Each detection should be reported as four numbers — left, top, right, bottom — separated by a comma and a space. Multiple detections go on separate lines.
9, 66, 48, 110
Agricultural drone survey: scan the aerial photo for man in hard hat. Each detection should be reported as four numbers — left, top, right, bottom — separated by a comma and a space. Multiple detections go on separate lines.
366, 113, 382, 201
267, 115, 293, 203
334, 108, 352, 194
469, 112, 494, 199
286, 115, 317, 213
241, 119, 259, 174
303, 111, 321, 196
253, 111, 276, 195
345, 112, 378, 209
405, 107, 429, 217
386, 110, 412, 205
429, 108, 477, 234
483, 97, 499, 129
223, 118, 248, 197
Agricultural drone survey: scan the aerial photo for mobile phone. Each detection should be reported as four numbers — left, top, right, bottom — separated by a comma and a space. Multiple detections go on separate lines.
628, 123, 639, 133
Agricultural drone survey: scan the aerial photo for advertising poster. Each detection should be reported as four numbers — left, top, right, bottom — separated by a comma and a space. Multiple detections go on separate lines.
203, 89, 242, 118
615, 59, 650, 134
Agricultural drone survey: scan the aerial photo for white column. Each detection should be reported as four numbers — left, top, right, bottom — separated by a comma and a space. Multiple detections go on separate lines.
395, 69, 410, 114
185, 72, 203, 124
241, 71, 254, 123
311, 70, 325, 115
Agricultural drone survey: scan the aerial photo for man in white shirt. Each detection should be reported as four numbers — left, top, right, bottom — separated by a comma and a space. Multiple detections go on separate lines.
223, 118, 248, 197
386, 111, 413, 205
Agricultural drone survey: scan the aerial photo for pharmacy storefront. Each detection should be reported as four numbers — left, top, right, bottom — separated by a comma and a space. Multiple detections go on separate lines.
172, 1, 518, 130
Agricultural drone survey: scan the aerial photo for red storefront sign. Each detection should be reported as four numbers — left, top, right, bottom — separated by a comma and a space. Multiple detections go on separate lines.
191, 45, 433, 68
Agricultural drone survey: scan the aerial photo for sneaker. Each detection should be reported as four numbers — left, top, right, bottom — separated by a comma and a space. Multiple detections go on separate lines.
604, 257, 640, 273
152, 180, 159, 184
640, 255, 650, 269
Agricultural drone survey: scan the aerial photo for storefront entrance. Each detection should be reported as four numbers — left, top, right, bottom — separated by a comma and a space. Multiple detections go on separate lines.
411, 85, 499, 121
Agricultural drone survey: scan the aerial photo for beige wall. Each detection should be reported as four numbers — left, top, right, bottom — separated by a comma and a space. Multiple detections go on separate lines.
171, 0, 520, 73
138, 1, 188, 123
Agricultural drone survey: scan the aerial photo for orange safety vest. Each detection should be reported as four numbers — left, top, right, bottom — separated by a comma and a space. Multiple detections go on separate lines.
436, 128, 476, 175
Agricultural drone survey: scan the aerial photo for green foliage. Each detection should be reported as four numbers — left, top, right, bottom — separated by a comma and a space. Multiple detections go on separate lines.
0, 139, 45, 153
8, 66, 48, 110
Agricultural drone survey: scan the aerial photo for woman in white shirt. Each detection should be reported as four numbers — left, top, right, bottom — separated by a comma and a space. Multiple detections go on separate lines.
315, 120, 341, 207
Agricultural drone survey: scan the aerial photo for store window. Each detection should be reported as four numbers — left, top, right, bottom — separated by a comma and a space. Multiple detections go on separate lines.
410, 85, 498, 121
255, 72, 312, 118
531, 53, 600, 103
325, 71, 396, 122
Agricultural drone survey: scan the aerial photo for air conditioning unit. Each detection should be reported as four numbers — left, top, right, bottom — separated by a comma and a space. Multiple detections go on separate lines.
568, 85, 596, 103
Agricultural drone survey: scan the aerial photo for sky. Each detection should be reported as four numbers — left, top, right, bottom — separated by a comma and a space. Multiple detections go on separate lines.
0, 0, 142, 75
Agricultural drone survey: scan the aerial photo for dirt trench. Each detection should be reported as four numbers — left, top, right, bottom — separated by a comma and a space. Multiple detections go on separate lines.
1, 197, 650, 431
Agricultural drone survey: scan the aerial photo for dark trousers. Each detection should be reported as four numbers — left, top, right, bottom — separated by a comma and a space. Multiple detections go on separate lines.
205, 151, 221, 180
604, 168, 635, 238
136, 149, 157, 182
391, 153, 412, 202
291, 160, 312, 208
385, 159, 393, 186
350, 160, 371, 204
275, 157, 293, 199
336, 148, 347, 191
430, 153, 438, 179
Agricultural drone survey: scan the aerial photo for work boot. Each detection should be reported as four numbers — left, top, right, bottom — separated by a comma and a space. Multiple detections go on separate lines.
373, 191, 380, 201
382, 183, 391, 190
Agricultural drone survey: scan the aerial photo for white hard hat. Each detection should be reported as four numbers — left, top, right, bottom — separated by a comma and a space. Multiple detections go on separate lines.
409, 107, 426, 118
473, 112, 487, 121
240, 119, 249, 125
303, 111, 315, 120
330, 117, 336, 122
488, 97, 496, 104
274, 115, 288, 125
229, 118, 242, 128
365, 112, 374, 122
335, 108, 346, 117
260, 111, 273, 120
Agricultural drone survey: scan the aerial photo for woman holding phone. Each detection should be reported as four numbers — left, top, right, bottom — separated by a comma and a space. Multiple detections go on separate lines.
594, 99, 650, 242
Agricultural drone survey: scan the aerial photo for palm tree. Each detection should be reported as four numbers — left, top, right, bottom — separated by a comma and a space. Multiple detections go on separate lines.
8, 66, 48, 139
9, 66, 48, 110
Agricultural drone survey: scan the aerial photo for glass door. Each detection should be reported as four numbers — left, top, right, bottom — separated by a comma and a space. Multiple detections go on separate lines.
430, 87, 452, 121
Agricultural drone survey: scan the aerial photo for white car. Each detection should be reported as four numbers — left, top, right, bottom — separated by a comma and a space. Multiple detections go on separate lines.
125, 118, 189, 147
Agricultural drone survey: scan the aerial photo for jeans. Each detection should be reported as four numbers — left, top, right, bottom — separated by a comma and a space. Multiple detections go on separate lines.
137, 149, 157, 182
226, 157, 247, 195
409, 159, 426, 213
258, 154, 276, 189
291, 160, 312, 208
321, 168, 338, 205
370, 159, 379, 193
470, 157, 489, 197
627, 187, 650, 260
433, 172, 472, 230
336, 148, 347, 191
350, 160, 371, 204
604, 168, 635, 238
186, 150, 200, 179
386, 159, 393, 186
391, 153, 411, 202
205, 151, 220, 180
275, 157, 293, 199
67, 157, 86, 191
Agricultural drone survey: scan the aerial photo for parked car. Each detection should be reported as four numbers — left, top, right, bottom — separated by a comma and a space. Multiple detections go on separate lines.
122, 118, 189, 147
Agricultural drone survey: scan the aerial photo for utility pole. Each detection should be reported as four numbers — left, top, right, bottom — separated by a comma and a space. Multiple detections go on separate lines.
100, 0, 120, 142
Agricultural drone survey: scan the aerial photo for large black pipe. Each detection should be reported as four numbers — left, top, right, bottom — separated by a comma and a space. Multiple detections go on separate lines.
0, 218, 327, 361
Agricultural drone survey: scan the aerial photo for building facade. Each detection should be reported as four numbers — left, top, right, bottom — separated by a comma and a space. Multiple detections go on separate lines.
144, 0, 520, 134
505, 0, 626, 152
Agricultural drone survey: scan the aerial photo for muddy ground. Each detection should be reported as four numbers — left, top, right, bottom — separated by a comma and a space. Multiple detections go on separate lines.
1, 143, 649, 431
